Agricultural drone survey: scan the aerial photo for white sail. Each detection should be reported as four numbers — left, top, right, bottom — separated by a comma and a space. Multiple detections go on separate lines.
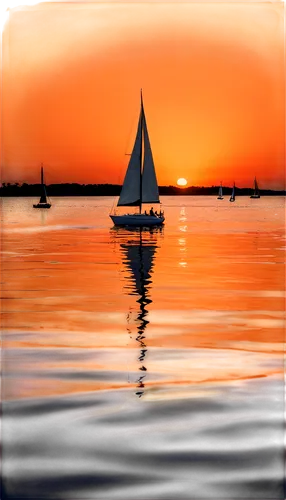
218, 185, 223, 197
118, 112, 142, 206
142, 112, 160, 204
230, 184, 235, 201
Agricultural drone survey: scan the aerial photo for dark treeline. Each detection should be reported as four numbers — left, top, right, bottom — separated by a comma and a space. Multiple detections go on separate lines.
0, 182, 285, 197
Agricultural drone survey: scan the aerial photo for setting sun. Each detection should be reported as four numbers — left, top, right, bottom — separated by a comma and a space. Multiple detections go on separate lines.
177, 178, 188, 187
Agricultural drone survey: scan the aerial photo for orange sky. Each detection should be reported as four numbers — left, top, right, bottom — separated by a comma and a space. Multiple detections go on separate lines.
1, 1, 285, 188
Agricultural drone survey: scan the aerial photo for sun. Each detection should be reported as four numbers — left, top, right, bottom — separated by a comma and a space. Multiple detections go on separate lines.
177, 178, 188, 187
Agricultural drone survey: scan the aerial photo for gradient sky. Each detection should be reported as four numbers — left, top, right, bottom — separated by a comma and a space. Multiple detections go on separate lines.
1, 1, 285, 188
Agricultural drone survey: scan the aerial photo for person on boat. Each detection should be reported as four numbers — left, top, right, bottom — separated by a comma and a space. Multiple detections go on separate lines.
149, 207, 155, 216
144, 210, 148, 215
154, 210, 158, 216
159, 210, 164, 217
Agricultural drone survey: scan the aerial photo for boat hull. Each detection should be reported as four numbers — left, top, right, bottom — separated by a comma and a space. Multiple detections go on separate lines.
217, 196, 224, 200
33, 203, 51, 209
110, 214, 164, 227
250, 195, 260, 199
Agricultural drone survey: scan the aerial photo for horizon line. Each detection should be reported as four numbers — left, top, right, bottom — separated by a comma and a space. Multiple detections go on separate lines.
1, 182, 285, 191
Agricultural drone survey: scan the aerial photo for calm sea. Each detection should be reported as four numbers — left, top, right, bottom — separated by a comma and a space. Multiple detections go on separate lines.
1, 196, 285, 499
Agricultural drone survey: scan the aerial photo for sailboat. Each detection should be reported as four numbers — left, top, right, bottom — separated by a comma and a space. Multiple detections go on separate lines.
229, 182, 236, 202
217, 182, 224, 200
110, 91, 164, 227
250, 177, 260, 198
33, 165, 51, 209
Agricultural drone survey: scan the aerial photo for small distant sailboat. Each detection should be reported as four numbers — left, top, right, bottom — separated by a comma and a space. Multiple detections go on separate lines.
250, 177, 260, 199
217, 182, 224, 200
229, 182, 236, 202
33, 165, 51, 209
110, 91, 164, 227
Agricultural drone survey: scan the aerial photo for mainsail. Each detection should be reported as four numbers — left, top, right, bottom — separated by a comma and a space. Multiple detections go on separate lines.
39, 166, 47, 204
117, 91, 160, 210
218, 184, 223, 198
230, 183, 236, 201
253, 177, 259, 196
117, 112, 142, 206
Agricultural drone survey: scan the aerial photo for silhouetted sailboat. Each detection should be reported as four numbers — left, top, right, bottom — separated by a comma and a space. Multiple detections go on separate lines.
33, 165, 51, 209
217, 182, 224, 200
110, 91, 164, 227
250, 177, 260, 199
229, 183, 236, 202
119, 227, 159, 397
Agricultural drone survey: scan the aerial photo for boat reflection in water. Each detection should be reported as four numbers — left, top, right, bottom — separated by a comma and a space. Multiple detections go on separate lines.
111, 226, 162, 397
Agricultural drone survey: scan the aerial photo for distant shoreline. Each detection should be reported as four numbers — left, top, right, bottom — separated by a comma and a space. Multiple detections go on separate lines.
0, 183, 285, 197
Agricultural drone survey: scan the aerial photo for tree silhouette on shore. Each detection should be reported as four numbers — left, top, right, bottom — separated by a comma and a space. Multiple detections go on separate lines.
0, 182, 284, 197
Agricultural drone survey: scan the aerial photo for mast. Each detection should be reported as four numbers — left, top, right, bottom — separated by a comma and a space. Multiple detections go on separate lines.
139, 89, 143, 214
39, 164, 48, 204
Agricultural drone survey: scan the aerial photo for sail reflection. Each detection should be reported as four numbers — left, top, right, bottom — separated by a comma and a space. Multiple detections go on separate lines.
112, 227, 162, 397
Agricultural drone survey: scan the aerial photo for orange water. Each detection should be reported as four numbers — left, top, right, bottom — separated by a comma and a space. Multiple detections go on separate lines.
1, 197, 285, 402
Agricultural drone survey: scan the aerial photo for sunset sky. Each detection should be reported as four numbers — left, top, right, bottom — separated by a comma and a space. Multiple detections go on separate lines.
1, 0, 285, 188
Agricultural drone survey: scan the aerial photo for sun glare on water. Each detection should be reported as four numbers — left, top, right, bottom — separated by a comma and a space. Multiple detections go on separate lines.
177, 178, 188, 187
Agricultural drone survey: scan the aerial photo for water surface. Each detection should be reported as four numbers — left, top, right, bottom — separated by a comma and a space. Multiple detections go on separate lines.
1, 196, 285, 499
